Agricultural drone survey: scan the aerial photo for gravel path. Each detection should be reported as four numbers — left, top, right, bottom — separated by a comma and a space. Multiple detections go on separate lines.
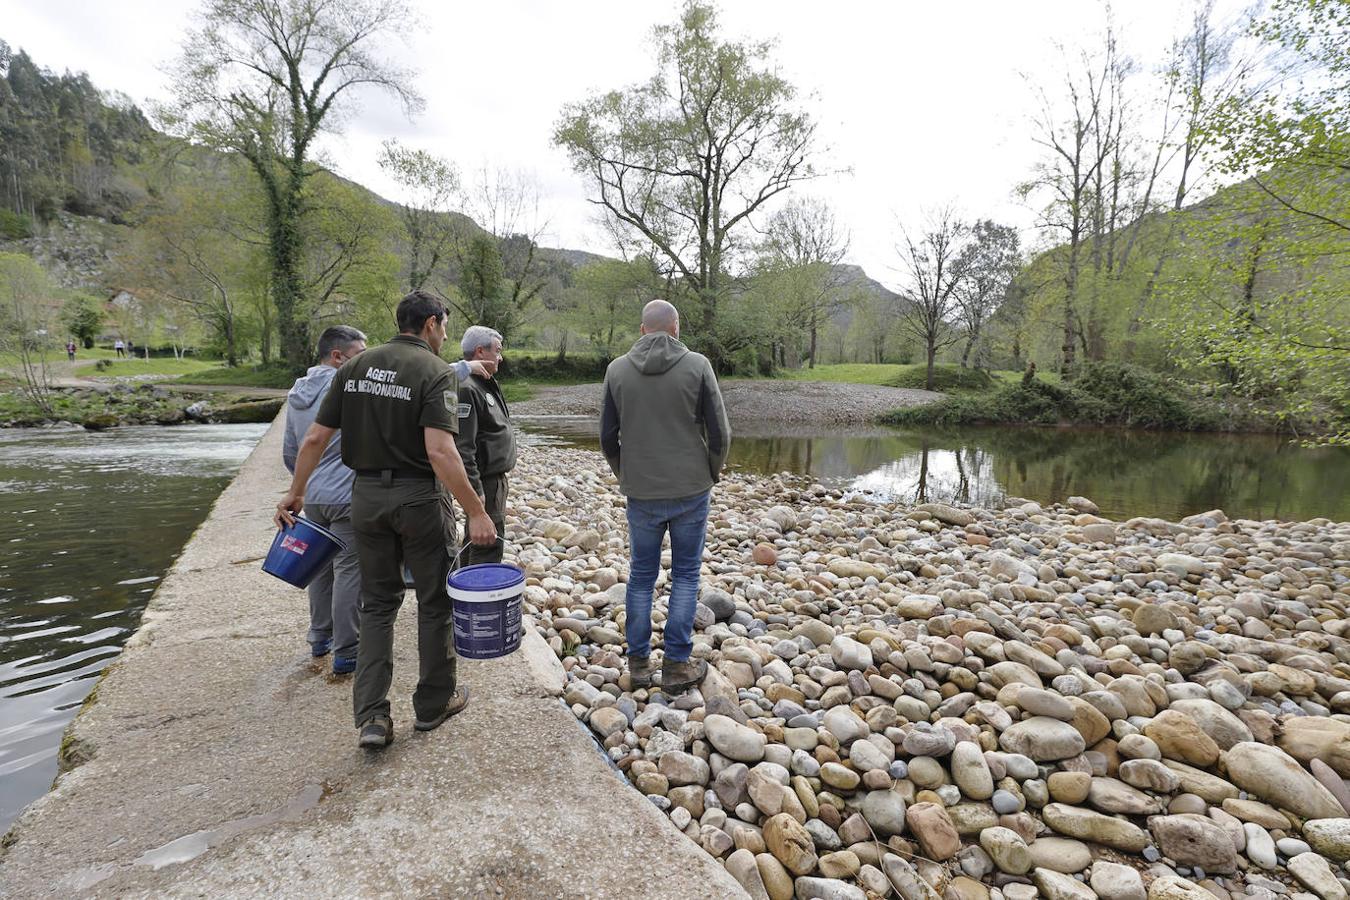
513, 380, 943, 425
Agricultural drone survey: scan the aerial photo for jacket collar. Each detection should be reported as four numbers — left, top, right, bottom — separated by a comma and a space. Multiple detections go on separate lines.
390, 334, 433, 353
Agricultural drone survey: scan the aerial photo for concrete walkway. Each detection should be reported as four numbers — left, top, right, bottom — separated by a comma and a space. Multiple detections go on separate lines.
0, 419, 744, 899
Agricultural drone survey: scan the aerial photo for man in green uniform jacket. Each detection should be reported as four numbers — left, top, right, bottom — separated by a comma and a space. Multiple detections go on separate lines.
455, 325, 516, 567
277, 291, 496, 750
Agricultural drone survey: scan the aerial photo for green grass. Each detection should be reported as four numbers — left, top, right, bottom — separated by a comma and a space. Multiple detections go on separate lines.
170, 364, 297, 389
771, 362, 1039, 393
86, 357, 223, 378
776, 363, 911, 385
499, 381, 536, 403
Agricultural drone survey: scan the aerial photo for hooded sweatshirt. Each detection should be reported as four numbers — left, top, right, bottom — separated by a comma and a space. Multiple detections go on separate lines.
283, 364, 354, 505
599, 332, 731, 500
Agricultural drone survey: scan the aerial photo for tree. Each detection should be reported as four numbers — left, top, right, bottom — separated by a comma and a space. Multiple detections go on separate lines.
164, 0, 421, 372
120, 168, 252, 366
62, 295, 103, 349
0, 253, 57, 412
1165, 0, 1350, 441
1123, 0, 1259, 353
378, 139, 460, 291
447, 234, 524, 341
760, 197, 849, 368
564, 257, 659, 360
554, 0, 820, 369
895, 208, 968, 391
1022, 23, 1124, 376
953, 221, 1020, 369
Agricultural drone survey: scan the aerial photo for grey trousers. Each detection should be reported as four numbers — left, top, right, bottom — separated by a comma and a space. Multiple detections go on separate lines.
304, 503, 361, 662
459, 473, 508, 567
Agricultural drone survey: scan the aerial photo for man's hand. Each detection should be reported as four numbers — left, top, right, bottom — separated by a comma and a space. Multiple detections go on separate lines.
467, 358, 497, 379
275, 492, 303, 528
467, 511, 497, 546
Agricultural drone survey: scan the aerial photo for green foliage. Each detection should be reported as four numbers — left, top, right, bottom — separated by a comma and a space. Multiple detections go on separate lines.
61, 296, 103, 348
560, 258, 655, 359
554, 0, 819, 371
0, 48, 153, 222
883, 363, 1222, 431
886, 365, 995, 393
500, 353, 608, 383
0, 208, 32, 239
163, 0, 420, 371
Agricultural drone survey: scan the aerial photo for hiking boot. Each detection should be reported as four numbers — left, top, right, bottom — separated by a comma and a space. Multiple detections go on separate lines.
332, 655, 356, 675
660, 657, 708, 695
358, 715, 393, 750
310, 638, 332, 658
414, 687, 470, 732
627, 654, 652, 689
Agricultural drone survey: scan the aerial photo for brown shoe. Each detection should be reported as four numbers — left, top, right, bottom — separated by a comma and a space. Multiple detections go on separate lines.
414, 687, 470, 732
627, 654, 653, 689
358, 715, 394, 750
660, 657, 708, 695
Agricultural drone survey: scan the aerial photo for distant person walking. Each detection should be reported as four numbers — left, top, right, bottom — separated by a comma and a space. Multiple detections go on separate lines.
66, 340, 76, 362
282, 325, 369, 675
454, 326, 515, 567
113, 338, 125, 358
277, 291, 496, 750
600, 299, 730, 694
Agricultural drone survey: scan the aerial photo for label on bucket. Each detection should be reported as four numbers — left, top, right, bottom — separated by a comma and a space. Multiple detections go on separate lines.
280, 535, 309, 555
452, 592, 522, 660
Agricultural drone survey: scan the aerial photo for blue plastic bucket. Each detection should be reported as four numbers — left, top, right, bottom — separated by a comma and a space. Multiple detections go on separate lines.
447, 563, 525, 659
262, 517, 346, 589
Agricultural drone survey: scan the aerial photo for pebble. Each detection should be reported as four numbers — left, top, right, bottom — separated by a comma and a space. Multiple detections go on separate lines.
519, 451, 1350, 900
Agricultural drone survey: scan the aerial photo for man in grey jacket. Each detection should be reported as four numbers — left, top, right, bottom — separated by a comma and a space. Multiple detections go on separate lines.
600, 300, 730, 694
283, 326, 369, 674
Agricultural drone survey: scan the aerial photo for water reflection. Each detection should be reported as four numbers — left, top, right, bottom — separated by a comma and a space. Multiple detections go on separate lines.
0, 424, 266, 831
520, 418, 1349, 523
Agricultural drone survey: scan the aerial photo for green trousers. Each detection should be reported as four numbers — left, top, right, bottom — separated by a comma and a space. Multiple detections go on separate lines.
350, 475, 458, 727
459, 473, 508, 567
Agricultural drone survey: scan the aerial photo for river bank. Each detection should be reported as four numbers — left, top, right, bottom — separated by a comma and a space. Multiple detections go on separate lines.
508, 445, 1350, 900
0, 383, 284, 429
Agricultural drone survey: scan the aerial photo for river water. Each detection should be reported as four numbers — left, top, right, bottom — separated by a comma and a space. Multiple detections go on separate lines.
522, 419, 1350, 523
1, 419, 1345, 832
0, 424, 267, 831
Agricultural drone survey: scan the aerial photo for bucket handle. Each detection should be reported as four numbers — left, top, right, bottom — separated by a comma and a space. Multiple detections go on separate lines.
450, 536, 506, 570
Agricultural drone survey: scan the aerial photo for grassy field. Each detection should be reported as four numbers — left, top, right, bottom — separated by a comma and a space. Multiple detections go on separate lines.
772, 362, 1051, 392
86, 357, 224, 378
170, 364, 296, 388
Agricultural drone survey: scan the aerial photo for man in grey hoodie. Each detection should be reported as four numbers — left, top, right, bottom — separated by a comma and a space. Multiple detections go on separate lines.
283, 326, 369, 674
600, 300, 730, 694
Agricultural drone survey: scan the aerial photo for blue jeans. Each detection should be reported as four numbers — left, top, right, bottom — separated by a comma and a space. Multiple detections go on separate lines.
624, 491, 711, 663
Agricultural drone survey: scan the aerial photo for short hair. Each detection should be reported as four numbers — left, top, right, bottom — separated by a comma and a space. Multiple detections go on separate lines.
396, 290, 447, 334
461, 325, 503, 359
641, 299, 679, 333
316, 325, 366, 360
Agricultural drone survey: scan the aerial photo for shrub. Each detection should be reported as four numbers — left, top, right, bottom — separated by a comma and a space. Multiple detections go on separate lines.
500, 353, 609, 382
882, 364, 1214, 431
0, 209, 33, 240
1071, 362, 1219, 430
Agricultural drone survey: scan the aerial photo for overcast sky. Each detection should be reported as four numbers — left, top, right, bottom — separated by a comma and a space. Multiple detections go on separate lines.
7, 1, 1236, 290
